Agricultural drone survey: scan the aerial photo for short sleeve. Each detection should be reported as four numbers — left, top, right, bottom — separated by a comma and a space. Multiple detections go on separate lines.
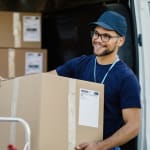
56, 55, 88, 78
120, 74, 141, 109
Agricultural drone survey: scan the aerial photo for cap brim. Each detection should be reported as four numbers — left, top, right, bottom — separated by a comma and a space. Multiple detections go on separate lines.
89, 21, 114, 31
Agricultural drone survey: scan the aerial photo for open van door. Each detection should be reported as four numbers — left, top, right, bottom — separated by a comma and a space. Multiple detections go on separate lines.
133, 0, 150, 149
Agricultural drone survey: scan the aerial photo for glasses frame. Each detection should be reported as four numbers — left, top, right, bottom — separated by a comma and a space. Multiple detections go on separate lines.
91, 30, 120, 42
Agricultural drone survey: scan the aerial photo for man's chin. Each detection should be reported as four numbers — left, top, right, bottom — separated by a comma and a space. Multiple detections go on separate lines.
94, 51, 107, 57
94, 49, 115, 57
94, 50, 105, 56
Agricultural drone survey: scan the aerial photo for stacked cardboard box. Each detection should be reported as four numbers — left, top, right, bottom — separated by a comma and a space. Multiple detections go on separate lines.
0, 73, 104, 150
0, 48, 47, 78
0, 11, 47, 78
0, 11, 41, 48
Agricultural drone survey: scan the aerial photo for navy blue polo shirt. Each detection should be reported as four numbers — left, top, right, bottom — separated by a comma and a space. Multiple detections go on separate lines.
56, 54, 141, 138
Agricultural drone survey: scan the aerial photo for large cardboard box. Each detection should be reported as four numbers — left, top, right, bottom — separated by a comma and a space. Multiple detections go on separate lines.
0, 11, 41, 48
0, 73, 104, 150
0, 48, 47, 78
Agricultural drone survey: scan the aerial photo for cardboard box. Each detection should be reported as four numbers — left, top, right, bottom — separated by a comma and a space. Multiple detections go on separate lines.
0, 48, 47, 78
0, 73, 104, 150
0, 11, 41, 48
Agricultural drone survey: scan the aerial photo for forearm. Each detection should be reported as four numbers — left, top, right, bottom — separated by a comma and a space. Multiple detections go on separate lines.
97, 118, 141, 149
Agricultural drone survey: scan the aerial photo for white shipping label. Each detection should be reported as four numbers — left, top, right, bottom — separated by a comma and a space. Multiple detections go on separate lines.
79, 88, 100, 128
23, 16, 41, 42
25, 52, 43, 74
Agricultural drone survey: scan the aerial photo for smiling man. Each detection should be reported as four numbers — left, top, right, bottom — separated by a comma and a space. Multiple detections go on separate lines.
50, 11, 141, 150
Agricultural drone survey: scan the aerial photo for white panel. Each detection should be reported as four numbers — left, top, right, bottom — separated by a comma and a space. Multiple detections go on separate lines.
134, 0, 150, 149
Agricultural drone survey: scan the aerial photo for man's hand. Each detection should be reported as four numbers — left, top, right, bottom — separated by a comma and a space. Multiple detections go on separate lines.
74, 142, 88, 150
74, 141, 107, 150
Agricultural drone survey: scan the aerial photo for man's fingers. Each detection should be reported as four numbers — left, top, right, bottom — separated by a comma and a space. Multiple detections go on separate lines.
75, 143, 88, 150
75, 145, 81, 149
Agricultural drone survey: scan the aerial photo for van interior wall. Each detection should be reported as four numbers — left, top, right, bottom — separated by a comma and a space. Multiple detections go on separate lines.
42, 2, 137, 75
105, 3, 137, 74
0, 0, 137, 75
42, 3, 106, 70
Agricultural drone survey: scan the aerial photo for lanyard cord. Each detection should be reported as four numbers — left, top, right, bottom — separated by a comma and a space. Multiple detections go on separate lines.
94, 56, 120, 84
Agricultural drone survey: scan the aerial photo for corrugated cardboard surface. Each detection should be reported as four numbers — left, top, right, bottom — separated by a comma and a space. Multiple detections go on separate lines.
0, 11, 13, 48
0, 73, 104, 150
0, 48, 47, 78
0, 11, 41, 48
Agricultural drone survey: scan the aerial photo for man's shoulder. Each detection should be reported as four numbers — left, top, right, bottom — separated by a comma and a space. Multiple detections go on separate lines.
115, 60, 138, 81
116, 60, 134, 74
73, 54, 94, 64
77, 54, 94, 60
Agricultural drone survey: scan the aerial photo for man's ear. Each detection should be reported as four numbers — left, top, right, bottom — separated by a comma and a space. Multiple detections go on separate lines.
118, 37, 125, 47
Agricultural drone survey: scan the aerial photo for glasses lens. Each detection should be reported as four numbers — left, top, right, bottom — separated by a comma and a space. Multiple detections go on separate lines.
91, 31, 99, 39
101, 34, 111, 42
91, 31, 110, 42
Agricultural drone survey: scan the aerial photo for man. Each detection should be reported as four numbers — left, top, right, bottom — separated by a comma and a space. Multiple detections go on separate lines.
50, 11, 141, 150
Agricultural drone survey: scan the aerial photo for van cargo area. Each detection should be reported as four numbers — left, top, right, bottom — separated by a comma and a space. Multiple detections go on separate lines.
0, 0, 150, 150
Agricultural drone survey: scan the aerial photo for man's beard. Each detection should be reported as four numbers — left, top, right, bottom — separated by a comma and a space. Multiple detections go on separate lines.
94, 48, 116, 57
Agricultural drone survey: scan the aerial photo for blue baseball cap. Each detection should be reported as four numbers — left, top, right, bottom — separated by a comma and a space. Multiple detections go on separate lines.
89, 11, 127, 37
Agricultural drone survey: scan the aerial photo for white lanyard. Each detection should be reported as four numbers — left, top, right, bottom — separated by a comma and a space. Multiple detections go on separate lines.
94, 56, 120, 84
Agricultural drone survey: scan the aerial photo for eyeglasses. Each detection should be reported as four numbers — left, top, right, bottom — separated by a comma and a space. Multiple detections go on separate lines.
91, 30, 120, 42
